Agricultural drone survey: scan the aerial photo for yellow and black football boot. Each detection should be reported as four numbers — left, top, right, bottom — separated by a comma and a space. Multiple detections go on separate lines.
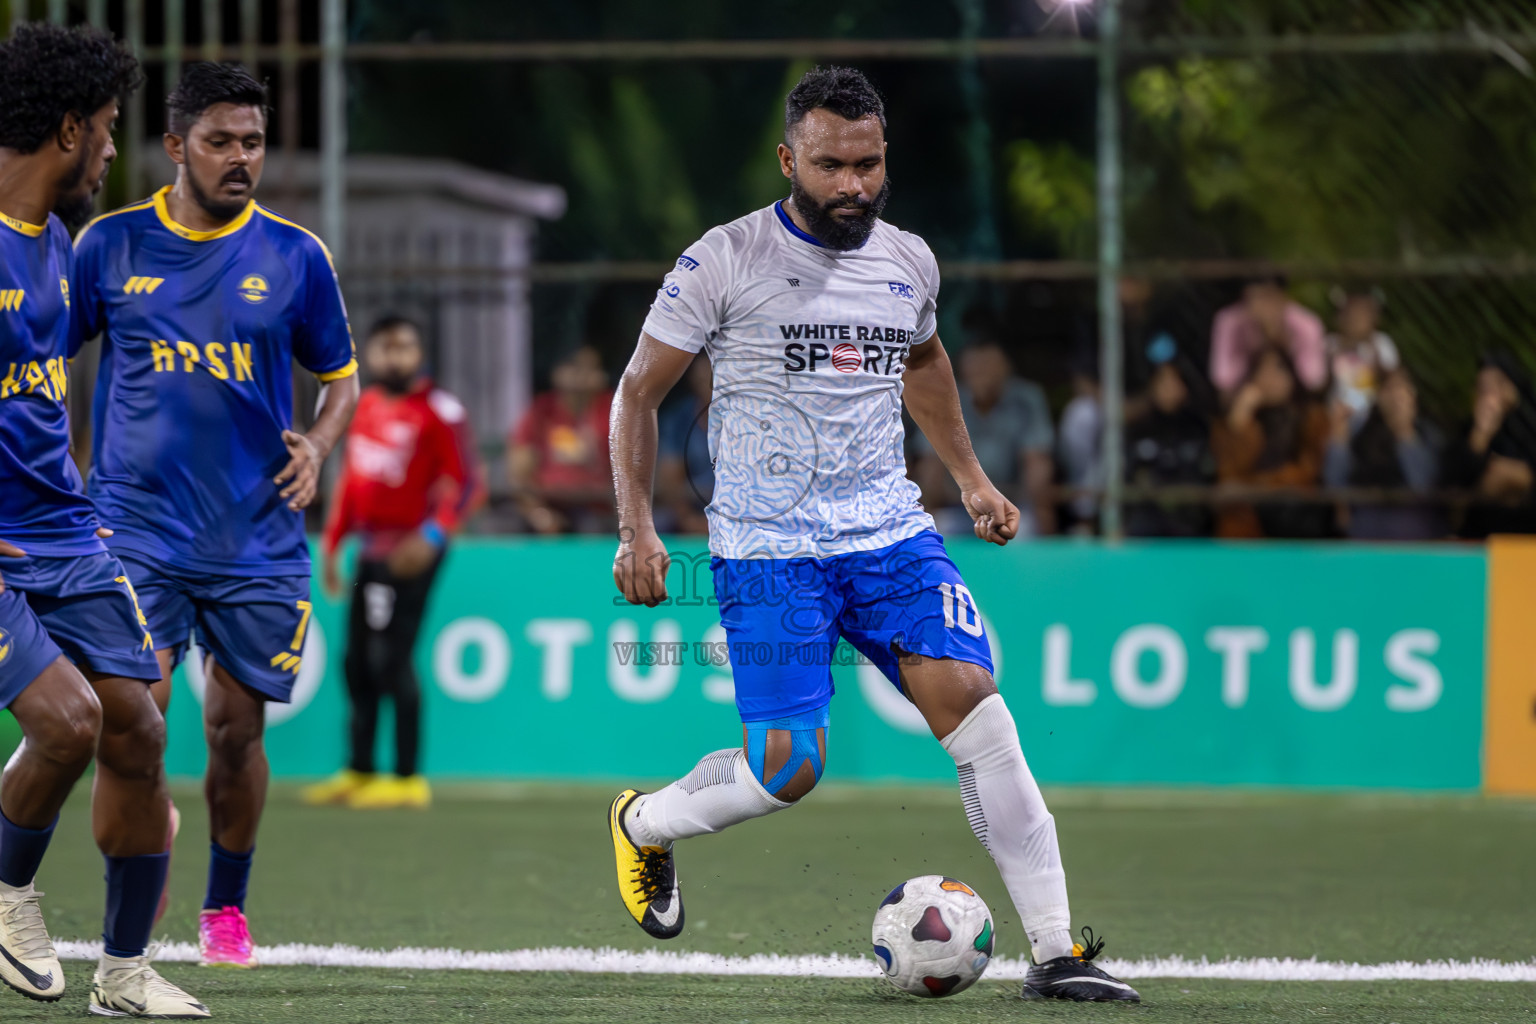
608, 790, 685, 939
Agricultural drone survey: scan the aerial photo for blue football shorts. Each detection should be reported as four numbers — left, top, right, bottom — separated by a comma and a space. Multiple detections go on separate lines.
711, 529, 994, 723
0, 550, 160, 709
114, 550, 313, 703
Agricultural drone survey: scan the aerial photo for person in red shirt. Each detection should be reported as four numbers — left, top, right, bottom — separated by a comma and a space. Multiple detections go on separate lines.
507, 346, 616, 533
304, 316, 483, 810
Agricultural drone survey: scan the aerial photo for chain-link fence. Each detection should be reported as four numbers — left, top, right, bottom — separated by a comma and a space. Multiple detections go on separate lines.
30, 0, 1536, 538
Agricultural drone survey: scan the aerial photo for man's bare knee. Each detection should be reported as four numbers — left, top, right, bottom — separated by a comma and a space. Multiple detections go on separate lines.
771, 759, 822, 802
41, 697, 103, 770
98, 703, 167, 781
204, 714, 263, 766
755, 727, 828, 803
9, 660, 104, 769
203, 664, 267, 765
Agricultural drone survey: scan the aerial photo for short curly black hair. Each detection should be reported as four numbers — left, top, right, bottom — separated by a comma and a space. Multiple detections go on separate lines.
0, 23, 140, 154
166, 62, 268, 135
784, 66, 886, 143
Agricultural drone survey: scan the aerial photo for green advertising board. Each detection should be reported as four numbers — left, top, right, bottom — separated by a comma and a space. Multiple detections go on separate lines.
3, 540, 1486, 790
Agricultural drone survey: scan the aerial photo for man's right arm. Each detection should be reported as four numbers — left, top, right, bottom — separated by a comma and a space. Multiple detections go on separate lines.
611, 333, 696, 607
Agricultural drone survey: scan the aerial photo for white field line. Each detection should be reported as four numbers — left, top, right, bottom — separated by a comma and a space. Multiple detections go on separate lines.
53, 941, 1536, 982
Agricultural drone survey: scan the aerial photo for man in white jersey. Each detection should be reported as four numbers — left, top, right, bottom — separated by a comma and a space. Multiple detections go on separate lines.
607, 67, 1137, 1003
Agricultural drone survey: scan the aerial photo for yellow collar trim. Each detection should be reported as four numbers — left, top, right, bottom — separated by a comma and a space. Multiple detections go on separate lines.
152, 185, 255, 241
0, 209, 47, 237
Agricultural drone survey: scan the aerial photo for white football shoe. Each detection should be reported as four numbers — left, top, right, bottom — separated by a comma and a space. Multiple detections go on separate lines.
0, 881, 64, 1002
89, 952, 210, 1018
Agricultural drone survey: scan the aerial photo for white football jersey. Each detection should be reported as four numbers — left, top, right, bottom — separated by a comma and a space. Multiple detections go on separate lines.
643, 201, 940, 559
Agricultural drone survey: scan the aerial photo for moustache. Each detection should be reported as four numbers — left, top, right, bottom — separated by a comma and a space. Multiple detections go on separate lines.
222, 170, 252, 185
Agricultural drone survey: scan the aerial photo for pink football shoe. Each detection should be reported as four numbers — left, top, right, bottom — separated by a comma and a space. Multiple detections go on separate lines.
198, 906, 257, 968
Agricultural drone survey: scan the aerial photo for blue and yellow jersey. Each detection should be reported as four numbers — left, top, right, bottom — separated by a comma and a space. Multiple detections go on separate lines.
73, 186, 357, 576
0, 210, 102, 557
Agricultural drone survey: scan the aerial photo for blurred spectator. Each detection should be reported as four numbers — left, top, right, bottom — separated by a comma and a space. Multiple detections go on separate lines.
314, 315, 484, 809
507, 346, 616, 534
1323, 368, 1446, 540
1326, 286, 1400, 415
1125, 334, 1216, 537
657, 353, 713, 534
1212, 347, 1331, 538
913, 339, 1056, 536
1444, 352, 1536, 538
1057, 346, 1102, 534
1210, 276, 1327, 399
1059, 276, 1180, 534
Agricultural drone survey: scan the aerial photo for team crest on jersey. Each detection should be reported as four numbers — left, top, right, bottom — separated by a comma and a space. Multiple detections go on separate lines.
0, 627, 11, 665
237, 274, 270, 304
889, 281, 915, 299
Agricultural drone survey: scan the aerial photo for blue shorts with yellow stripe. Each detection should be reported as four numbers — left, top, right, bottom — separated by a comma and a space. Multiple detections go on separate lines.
114, 550, 312, 703
0, 550, 160, 709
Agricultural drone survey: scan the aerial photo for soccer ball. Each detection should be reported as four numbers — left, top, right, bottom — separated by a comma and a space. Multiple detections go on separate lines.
870, 874, 995, 997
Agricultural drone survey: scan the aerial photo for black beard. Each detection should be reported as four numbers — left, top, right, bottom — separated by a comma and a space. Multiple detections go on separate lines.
788, 175, 890, 251
188, 168, 252, 223
377, 371, 415, 394
53, 153, 95, 230
54, 191, 95, 231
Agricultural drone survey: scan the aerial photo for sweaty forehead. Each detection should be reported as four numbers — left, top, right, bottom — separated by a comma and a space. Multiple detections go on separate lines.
790, 109, 885, 159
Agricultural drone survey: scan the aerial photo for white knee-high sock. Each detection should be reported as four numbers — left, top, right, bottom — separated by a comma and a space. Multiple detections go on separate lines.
941, 694, 1074, 963
626, 749, 790, 847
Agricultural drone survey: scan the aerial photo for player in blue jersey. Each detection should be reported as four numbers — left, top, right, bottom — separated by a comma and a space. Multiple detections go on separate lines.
607, 68, 1138, 1003
0, 24, 209, 1018
73, 61, 360, 969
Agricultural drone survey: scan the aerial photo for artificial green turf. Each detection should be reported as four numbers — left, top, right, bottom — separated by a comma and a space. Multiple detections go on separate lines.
6, 783, 1535, 1022
6, 969, 1535, 1023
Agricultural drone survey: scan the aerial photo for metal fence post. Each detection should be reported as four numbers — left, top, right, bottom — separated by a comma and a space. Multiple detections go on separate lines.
202, 0, 221, 59
1096, 0, 1124, 539
165, 0, 183, 84
125, 0, 144, 198
239, 0, 256, 69
320, 0, 346, 267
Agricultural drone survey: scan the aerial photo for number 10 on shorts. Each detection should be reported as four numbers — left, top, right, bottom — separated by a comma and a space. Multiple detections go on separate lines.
938, 583, 983, 637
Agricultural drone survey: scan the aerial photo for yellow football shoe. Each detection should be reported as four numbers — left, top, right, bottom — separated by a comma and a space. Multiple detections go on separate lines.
347, 775, 431, 810
300, 770, 373, 806
609, 790, 684, 939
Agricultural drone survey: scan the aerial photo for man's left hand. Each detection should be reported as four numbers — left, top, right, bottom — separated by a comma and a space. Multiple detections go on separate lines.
275, 430, 324, 510
961, 483, 1021, 546
388, 530, 441, 579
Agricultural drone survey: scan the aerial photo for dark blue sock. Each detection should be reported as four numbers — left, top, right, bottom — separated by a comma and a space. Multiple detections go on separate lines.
103, 853, 169, 958
0, 810, 57, 888
204, 842, 253, 911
